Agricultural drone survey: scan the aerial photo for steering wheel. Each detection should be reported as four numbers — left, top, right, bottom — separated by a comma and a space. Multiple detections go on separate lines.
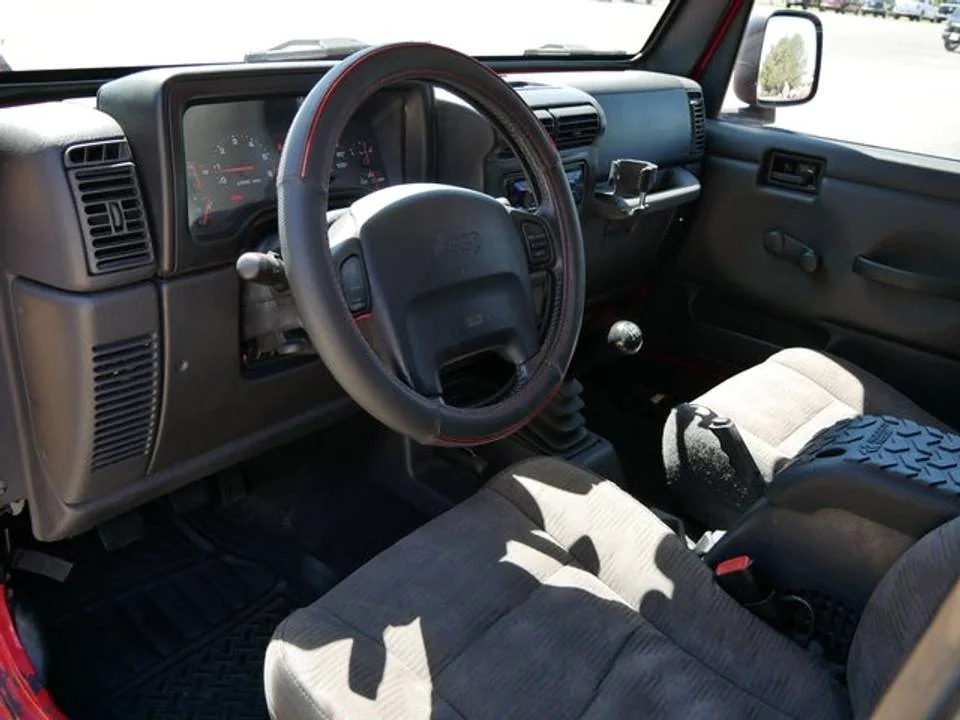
277, 43, 585, 446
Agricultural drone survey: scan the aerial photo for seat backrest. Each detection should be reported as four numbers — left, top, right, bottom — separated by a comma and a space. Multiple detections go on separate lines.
847, 516, 960, 718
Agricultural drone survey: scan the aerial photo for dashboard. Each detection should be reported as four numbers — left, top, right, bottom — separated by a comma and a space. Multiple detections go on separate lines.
182, 95, 399, 237
0, 61, 705, 541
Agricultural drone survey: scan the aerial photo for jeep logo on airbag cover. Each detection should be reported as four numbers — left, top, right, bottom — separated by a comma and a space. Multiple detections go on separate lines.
433, 230, 481, 257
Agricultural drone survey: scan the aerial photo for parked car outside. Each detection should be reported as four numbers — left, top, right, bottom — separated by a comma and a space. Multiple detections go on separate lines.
821, 0, 862, 11
860, 0, 892, 16
944, 8, 960, 49
891, 0, 937, 20
937, 3, 959, 21
785, 0, 821, 8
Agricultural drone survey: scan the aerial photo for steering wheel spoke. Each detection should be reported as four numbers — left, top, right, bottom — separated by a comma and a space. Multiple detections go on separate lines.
507, 205, 562, 273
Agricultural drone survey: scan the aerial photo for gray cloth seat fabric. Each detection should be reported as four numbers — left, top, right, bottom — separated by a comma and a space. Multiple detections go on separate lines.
267, 457, 866, 720
662, 347, 954, 529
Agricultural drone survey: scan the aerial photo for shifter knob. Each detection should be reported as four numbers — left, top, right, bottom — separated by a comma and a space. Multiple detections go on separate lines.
607, 320, 643, 355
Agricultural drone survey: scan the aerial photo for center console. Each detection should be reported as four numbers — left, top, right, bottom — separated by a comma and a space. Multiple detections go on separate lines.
705, 414, 960, 661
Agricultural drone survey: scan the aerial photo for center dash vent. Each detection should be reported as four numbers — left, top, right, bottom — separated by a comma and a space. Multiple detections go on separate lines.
65, 140, 154, 275
687, 90, 706, 157
498, 104, 601, 157
91, 333, 160, 472
552, 105, 601, 150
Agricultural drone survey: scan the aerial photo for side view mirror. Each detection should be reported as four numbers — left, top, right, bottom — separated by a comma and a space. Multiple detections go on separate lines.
732, 9, 823, 113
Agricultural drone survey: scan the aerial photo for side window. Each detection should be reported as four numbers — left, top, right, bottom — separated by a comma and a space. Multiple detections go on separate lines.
721, 2, 960, 161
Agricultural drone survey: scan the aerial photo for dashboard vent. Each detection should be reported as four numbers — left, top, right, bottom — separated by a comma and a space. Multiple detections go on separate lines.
65, 139, 131, 167
687, 90, 706, 157
534, 108, 556, 139
552, 105, 601, 150
91, 333, 160, 472
65, 141, 154, 275
498, 105, 600, 158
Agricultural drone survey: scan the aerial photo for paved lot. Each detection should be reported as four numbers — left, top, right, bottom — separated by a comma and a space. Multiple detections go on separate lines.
3, 1, 958, 159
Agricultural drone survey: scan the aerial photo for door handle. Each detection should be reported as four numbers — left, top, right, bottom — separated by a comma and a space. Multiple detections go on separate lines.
761, 151, 825, 194
853, 256, 960, 300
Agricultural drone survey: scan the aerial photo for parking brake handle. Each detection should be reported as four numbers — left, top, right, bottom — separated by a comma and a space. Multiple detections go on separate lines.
698, 409, 766, 502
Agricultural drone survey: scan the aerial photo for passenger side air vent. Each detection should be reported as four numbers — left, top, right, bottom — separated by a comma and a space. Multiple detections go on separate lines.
91, 333, 160, 472
687, 90, 706, 157
497, 105, 600, 157
64, 140, 154, 275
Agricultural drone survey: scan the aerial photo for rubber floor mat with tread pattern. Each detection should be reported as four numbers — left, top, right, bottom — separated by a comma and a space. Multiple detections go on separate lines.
16, 516, 329, 720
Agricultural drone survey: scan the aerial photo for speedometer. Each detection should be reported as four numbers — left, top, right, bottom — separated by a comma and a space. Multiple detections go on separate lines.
188, 133, 278, 234
212, 133, 276, 198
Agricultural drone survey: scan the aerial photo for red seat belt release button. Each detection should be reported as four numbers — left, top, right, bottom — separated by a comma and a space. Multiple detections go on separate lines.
715, 555, 752, 577
714, 555, 784, 628
715, 555, 770, 607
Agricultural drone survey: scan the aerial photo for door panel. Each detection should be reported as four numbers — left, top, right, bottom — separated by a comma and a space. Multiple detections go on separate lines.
672, 120, 960, 425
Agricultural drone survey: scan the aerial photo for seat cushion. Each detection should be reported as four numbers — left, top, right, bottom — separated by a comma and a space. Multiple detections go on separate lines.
663, 348, 953, 529
848, 516, 960, 718
265, 457, 848, 720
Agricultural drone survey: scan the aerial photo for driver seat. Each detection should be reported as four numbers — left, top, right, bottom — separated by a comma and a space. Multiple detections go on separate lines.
265, 456, 959, 719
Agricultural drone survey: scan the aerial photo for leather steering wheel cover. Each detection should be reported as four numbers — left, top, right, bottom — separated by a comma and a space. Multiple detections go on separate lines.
277, 42, 585, 445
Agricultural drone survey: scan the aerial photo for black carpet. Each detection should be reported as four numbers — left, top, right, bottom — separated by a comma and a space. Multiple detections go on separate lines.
13, 416, 434, 720
14, 509, 336, 720
230, 417, 432, 575
579, 353, 718, 513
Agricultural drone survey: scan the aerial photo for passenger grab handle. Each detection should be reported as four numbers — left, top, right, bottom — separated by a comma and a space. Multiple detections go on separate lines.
594, 162, 701, 220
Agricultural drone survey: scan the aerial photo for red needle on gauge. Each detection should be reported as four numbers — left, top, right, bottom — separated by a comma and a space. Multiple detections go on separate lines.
222, 165, 255, 173
189, 162, 203, 190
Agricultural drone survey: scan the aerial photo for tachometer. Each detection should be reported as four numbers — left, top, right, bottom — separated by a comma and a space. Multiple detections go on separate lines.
331, 135, 387, 193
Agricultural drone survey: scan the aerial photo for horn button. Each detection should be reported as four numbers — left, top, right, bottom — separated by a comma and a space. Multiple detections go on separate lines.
329, 183, 539, 397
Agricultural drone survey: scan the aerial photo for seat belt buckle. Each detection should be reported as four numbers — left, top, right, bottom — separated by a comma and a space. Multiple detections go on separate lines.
714, 555, 782, 627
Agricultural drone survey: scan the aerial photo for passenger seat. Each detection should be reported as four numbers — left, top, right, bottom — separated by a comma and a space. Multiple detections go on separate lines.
662, 347, 954, 530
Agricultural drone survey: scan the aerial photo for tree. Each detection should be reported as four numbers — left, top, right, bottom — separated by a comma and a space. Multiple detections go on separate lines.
758, 34, 808, 98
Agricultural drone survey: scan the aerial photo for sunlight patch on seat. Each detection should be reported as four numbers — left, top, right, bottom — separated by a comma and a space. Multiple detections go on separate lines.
498, 533, 566, 576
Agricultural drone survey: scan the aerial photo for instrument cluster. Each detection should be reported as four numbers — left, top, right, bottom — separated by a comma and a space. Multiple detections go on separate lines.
182, 96, 392, 238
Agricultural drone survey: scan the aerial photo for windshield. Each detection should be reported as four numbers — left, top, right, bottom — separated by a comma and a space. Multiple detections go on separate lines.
2, 0, 671, 72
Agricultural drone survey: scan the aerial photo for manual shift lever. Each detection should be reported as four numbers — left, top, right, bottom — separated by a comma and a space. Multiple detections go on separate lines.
607, 320, 644, 355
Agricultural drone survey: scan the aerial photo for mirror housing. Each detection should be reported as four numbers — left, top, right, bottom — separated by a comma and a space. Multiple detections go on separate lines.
733, 9, 823, 111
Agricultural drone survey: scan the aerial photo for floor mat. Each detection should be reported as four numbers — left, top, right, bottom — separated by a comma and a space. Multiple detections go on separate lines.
233, 417, 432, 575
15, 512, 335, 720
580, 355, 705, 513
